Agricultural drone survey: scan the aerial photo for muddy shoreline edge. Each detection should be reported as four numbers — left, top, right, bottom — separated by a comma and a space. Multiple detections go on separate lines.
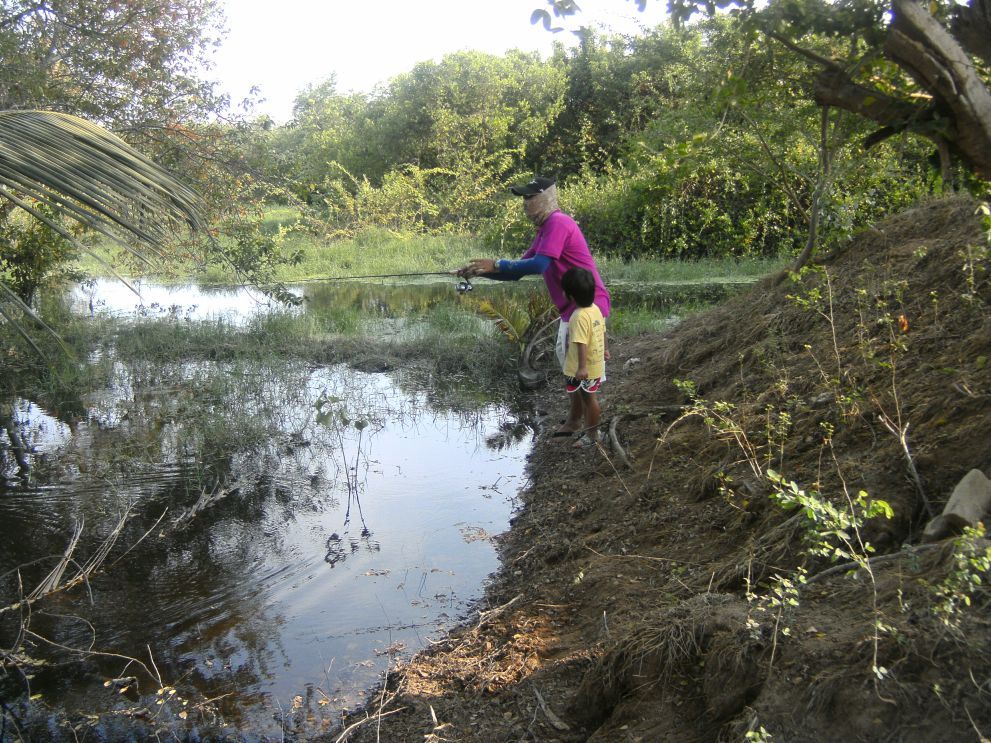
334, 195, 991, 743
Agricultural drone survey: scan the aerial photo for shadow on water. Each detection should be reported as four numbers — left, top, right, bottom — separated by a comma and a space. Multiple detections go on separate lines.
1, 276, 746, 740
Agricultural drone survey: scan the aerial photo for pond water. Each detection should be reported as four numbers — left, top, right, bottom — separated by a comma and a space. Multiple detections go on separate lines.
72, 277, 305, 323
1, 276, 745, 740
69, 274, 745, 325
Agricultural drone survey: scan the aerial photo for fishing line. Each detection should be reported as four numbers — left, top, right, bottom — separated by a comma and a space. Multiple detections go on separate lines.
193, 271, 474, 293
275, 271, 456, 284
288, 271, 476, 294
195, 270, 450, 287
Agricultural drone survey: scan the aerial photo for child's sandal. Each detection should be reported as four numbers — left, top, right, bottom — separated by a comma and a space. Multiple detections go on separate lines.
572, 432, 602, 449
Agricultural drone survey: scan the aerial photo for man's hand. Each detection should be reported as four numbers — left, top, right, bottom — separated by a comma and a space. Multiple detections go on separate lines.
576, 365, 588, 380
456, 258, 498, 277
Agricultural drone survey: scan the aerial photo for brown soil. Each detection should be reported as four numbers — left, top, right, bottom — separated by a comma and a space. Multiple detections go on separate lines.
335, 196, 991, 743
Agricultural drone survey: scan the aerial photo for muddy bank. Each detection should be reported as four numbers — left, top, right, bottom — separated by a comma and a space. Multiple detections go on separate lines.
335, 195, 991, 743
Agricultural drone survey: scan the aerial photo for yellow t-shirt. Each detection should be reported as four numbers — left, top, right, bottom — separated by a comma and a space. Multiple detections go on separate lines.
563, 304, 605, 379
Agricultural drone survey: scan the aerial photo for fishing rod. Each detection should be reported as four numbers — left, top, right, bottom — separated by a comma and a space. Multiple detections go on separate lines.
197, 271, 475, 294
301, 271, 476, 294
290, 271, 454, 284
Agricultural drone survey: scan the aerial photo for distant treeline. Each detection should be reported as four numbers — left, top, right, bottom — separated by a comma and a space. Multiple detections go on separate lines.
246, 17, 941, 260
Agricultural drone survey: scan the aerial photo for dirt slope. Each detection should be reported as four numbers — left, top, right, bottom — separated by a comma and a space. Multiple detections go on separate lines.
338, 195, 991, 743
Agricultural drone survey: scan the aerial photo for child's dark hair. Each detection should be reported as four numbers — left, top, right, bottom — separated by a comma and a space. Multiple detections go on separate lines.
562, 267, 596, 307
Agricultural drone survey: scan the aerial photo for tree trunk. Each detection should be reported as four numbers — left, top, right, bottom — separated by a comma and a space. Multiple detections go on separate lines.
951, 0, 991, 68
807, 0, 991, 180
886, 0, 991, 180
792, 107, 832, 273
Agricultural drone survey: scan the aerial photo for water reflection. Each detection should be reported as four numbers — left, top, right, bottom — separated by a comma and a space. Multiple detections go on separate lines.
0, 353, 530, 740
70, 274, 744, 325
71, 277, 304, 323
303, 279, 460, 318
3, 275, 746, 739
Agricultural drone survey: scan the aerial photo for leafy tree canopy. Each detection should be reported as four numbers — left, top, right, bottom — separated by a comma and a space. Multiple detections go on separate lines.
0, 2, 298, 309
537, 0, 991, 179
0, 0, 226, 128
276, 50, 566, 200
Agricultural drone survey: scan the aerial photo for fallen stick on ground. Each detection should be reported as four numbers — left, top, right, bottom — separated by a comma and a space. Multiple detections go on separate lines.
804, 541, 955, 586
476, 593, 523, 628
608, 415, 632, 469
534, 687, 570, 731
334, 707, 405, 743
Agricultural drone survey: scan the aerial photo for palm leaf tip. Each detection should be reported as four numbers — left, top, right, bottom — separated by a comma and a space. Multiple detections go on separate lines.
0, 110, 207, 243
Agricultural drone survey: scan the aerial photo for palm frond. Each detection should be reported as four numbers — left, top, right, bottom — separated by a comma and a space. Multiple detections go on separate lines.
470, 297, 524, 347
0, 281, 56, 359
464, 290, 557, 353
0, 110, 206, 253
0, 110, 207, 357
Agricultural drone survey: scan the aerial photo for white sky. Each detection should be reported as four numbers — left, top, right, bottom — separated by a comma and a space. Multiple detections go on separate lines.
211, 0, 668, 123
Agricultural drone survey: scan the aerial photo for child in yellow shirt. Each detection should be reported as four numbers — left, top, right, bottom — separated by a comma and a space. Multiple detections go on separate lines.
561, 267, 606, 448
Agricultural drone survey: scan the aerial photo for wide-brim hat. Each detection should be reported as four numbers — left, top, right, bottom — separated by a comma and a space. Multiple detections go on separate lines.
509, 176, 556, 196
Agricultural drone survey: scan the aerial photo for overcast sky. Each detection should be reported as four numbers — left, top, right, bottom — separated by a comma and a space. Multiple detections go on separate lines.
210, 0, 668, 123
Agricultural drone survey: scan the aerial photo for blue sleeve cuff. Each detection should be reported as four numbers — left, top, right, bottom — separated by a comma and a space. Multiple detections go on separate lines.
492, 254, 551, 280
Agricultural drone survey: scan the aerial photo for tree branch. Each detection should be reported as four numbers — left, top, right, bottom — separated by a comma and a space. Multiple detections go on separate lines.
951, 0, 991, 68
764, 29, 843, 71
812, 68, 928, 130
791, 106, 832, 273
810, 67, 958, 160
887, 0, 991, 179
738, 109, 810, 220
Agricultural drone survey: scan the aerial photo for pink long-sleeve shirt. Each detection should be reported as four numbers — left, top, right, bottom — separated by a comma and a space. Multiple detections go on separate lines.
522, 211, 611, 321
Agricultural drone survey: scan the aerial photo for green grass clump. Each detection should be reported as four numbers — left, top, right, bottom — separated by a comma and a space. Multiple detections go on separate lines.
105, 311, 330, 363
608, 305, 685, 338
599, 255, 784, 284
276, 229, 483, 282
260, 206, 302, 234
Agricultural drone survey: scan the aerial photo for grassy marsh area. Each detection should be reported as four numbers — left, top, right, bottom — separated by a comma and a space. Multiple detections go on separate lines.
75, 208, 785, 288
47, 217, 785, 406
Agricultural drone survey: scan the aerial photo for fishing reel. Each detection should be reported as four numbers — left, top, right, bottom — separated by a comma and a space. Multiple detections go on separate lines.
456, 278, 474, 294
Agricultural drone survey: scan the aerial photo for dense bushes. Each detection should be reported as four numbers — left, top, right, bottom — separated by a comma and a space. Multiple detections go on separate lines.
252, 17, 956, 261
566, 164, 804, 259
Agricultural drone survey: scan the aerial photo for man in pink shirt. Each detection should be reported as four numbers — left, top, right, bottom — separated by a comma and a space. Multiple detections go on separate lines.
457, 176, 611, 437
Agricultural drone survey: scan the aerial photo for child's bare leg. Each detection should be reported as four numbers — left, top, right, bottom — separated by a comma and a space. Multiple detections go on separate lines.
582, 390, 600, 433
563, 391, 584, 432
